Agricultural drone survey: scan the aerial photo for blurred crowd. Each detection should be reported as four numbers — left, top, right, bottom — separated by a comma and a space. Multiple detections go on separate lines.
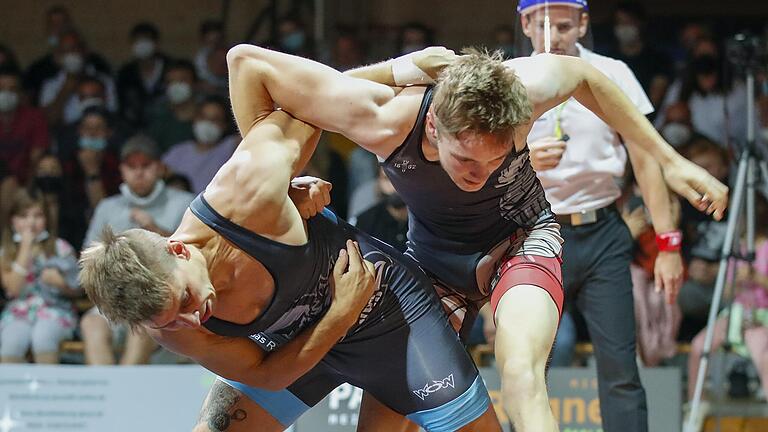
0, 4, 767, 410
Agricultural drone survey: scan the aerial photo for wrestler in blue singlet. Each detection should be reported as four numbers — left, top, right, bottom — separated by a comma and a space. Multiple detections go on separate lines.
189, 195, 489, 431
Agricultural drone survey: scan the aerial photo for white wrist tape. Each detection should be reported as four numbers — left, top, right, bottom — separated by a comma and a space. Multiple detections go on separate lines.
392, 56, 436, 86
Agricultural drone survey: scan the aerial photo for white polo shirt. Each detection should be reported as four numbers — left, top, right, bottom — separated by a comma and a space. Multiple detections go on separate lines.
528, 44, 654, 215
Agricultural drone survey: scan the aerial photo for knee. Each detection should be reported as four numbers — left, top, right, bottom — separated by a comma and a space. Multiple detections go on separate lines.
80, 313, 111, 342
500, 357, 546, 400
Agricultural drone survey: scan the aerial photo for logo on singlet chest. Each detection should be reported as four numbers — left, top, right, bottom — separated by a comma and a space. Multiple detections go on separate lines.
393, 158, 417, 173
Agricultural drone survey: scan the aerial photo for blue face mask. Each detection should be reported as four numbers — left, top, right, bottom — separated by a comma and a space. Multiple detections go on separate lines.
79, 136, 108, 151
281, 32, 306, 52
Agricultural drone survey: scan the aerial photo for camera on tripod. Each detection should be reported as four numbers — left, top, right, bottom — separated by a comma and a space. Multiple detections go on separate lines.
725, 32, 768, 70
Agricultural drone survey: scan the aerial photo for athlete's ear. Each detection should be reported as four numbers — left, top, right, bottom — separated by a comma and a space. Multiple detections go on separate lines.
579, 12, 589, 38
167, 240, 191, 260
521, 14, 532, 38
425, 110, 438, 141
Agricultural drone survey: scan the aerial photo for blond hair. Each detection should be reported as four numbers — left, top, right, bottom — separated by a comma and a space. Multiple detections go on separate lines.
432, 48, 532, 144
79, 227, 176, 328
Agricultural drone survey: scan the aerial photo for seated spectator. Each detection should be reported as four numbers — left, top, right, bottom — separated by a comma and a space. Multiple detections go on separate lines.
117, 22, 169, 128
353, 168, 408, 252
38, 30, 117, 127
686, 195, 768, 430
0, 67, 50, 184
33, 154, 87, 252
659, 102, 697, 149
162, 96, 236, 194
655, 38, 750, 149
396, 22, 434, 55
56, 107, 123, 223
605, 2, 672, 110
0, 188, 81, 364
79, 134, 193, 365
197, 43, 228, 98
24, 6, 111, 102
275, 16, 312, 57
145, 60, 197, 153
492, 25, 516, 59
328, 26, 365, 71
194, 20, 225, 90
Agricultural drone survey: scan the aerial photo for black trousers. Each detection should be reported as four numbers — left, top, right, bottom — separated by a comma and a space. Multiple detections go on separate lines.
560, 209, 648, 432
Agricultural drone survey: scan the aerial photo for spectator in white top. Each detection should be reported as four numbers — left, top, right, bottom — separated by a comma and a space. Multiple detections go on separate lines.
38, 30, 117, 128
162, 97, 236, 194
511, 2, 684, 431
79, 134, 193, 365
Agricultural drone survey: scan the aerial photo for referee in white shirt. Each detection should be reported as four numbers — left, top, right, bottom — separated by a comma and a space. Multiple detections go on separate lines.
518, 1, 684, 431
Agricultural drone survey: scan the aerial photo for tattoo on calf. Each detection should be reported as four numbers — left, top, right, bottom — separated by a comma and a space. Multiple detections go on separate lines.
199, 381, 249, 431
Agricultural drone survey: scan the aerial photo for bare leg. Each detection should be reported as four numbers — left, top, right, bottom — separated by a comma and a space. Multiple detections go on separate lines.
193, 379, 285, 432
743, 326, 768, 396
495, 285, 559, 432
119, 327, 157, 365
357, 393, 418, 432
0, 356, 26, 363
357, 391, 501, 432
80, 312, 116, 365
687, 317, 727, 400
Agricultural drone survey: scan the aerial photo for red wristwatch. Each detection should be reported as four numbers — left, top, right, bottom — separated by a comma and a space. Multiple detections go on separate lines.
656, 230, 682, 252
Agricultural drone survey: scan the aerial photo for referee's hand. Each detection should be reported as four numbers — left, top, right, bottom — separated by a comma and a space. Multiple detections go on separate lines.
529, 136, 567, 171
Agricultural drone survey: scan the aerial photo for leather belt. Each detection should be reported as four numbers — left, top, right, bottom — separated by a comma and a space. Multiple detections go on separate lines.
555, 204, 616, 226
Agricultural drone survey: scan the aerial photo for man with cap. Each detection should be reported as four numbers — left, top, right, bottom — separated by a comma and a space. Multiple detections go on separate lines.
501, 1, 680, 430
225, 36, 728, 430
79, 134, 194, 365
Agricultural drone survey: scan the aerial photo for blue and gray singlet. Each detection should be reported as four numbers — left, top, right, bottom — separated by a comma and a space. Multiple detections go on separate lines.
188, 194, 490, 431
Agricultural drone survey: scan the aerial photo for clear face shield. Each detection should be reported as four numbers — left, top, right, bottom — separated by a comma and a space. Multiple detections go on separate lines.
513, 0, 594, 57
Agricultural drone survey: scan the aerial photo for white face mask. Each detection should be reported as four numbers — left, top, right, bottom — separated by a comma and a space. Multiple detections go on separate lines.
614, 25, 640, 45
661, 122, 692, 148
61, 52, 84, 74
193, 120, 223, 144
166, 81, 192, 104
13, 230, 50, 243
0, 90, 19, 112
133, 39, 156, 59
120, 180, 165, 207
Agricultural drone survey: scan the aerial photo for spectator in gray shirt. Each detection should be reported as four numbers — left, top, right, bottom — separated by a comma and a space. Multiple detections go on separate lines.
79, 134, 193, 365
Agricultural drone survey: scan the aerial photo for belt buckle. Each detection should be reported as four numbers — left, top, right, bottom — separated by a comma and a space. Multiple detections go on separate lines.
571, 210, 597, 226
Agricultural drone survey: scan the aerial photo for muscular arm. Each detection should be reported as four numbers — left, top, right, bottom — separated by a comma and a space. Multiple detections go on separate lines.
625, 142, 684, 302
508, 54, 678, 164
152, 305, 357, 391
226, 44, 408, 152
509, 54, 728, 219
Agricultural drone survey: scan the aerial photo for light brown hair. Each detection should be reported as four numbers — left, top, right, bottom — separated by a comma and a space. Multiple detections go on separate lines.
79, 227, 176, 328
0, 189, 57, 272
432, 48, 532, 145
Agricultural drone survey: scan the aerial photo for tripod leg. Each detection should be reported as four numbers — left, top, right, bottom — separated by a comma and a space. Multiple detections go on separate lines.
684, 152, 751, 432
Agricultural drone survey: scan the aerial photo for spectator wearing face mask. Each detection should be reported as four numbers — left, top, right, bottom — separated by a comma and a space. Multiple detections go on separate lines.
655, 39, 753, 150
353, 168, 409, 253
658, 102, 704, 149
38, 30, 117, 128
604, 2, 672, 110
55, 107, 122, 221
161, 96, 235, 194
0, 67, 50, 185
79, 134, 193, 366
275, 16, 312, 57
117, 22, 169, 129
23, 6, 109, 102
145, 60, 198, 153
